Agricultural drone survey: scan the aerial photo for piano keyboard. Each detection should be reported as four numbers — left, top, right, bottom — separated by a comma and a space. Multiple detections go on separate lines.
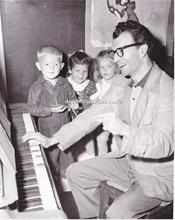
22, 113, 59, 210
9, 104, 62, 212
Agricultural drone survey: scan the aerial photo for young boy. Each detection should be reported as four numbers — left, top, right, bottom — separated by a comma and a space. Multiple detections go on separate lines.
28, 46, 77, 179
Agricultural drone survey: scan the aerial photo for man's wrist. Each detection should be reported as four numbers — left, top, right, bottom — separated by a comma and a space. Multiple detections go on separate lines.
49, 135, 63, 150
48, 136, 59, 147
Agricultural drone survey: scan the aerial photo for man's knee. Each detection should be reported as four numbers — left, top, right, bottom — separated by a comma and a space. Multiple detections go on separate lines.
106, 198, 135, 219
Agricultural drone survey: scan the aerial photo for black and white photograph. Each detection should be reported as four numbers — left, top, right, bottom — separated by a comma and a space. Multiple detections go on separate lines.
0, 0, 174, 219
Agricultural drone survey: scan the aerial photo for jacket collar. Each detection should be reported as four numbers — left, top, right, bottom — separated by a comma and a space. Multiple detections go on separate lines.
128, 64, 153, 88
38, 75, 66, 87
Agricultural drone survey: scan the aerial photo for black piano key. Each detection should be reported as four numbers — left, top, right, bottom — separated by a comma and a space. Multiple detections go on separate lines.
15, 153, 33, 161
15, 145, 31, 152
17, 168, 36, 179
18, 186, 41, 199
16, 162, 34, 173
16, 159, 33, 167
21, 206, 44, 212
17, 167, 36, 175
17, 177, 38, 188
16, 159, 34, 167
16, 149, 32, 156
18, 197, 43, 210
15, 149, 32, 157
16, 161, 33, 168
19, 205, 43, 212
16, 152, 33, 160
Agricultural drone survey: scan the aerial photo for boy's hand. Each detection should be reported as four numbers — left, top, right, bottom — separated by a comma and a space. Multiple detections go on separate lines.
51, 105, 66, 113
69, 101, 79, 110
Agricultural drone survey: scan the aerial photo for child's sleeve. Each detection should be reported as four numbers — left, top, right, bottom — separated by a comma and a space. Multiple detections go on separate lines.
89, 81, 97, 96
82, 81, 97, 109
28, 84, 52, 117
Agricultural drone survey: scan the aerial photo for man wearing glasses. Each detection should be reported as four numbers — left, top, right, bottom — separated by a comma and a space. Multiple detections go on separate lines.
23, 21, 174, 219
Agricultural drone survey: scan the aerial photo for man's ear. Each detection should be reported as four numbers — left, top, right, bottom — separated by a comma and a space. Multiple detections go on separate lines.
60, 63, 64, 70
35, 62, 41, 71
139, 44, 148, 58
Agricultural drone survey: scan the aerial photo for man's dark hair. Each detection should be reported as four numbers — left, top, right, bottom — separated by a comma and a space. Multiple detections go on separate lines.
113, 20, 154, 56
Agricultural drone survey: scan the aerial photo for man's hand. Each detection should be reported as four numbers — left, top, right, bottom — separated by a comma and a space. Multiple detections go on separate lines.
22, 132, 58, 148
97, 112, 129, 136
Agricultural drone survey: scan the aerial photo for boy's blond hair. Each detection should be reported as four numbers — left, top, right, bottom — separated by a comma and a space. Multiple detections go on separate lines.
37, 46, 63, 63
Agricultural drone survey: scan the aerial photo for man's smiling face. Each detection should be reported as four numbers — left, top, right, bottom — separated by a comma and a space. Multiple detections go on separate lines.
112, 31, 143, 78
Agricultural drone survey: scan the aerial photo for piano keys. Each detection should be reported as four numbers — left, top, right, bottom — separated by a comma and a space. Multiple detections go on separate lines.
9, 103, 64, 215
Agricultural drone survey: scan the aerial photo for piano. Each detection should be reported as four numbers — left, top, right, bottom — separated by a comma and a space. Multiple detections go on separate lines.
7, 103, 67, 218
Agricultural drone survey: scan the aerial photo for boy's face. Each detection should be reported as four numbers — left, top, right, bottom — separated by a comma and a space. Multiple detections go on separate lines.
36, 54, 64, 80
98, 57, 117, 80
71, 64, 88, 84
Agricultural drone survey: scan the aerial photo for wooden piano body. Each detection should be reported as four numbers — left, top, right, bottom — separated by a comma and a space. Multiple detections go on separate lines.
0, 98, 67, 219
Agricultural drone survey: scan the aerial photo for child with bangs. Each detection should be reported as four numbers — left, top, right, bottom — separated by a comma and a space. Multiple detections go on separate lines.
68, 50, 97, 160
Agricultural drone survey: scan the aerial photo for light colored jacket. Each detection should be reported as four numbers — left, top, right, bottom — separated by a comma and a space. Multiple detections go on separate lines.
54, 62, 174, 201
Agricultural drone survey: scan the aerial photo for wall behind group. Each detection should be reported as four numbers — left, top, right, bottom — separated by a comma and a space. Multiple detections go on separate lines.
0, 0, 173, 103
0, 0, 85, 103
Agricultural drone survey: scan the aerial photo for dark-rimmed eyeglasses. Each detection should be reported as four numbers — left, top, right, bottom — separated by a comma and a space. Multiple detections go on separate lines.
108, 43, 144, 59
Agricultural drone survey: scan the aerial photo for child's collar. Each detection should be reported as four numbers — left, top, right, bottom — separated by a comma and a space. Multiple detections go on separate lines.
68, 76, 89, 92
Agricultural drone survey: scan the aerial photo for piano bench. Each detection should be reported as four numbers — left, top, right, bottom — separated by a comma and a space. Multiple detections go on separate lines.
98, 181, 173, 219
